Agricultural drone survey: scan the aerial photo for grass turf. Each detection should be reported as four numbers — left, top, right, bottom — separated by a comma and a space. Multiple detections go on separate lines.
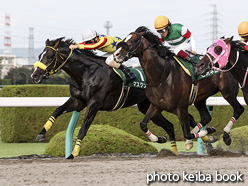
0, 140, 219, 158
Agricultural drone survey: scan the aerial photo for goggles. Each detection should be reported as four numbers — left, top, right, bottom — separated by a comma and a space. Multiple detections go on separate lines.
157, 27, 168, 34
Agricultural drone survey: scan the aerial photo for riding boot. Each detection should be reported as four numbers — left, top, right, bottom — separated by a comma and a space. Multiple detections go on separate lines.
185, 56, 197, 67
119, 64, 136, 83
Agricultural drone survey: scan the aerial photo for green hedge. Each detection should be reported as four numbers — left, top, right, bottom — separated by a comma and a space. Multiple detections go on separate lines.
45, 125, 157, 157
0, 85, 247, 143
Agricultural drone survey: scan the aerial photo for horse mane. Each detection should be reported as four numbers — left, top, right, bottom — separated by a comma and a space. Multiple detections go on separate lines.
135, 26, 162, 47
135, 26, 171, 56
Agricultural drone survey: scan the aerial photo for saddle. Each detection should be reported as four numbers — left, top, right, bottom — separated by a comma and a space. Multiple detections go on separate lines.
111, 68, 146, 110
174, 55, 220, 105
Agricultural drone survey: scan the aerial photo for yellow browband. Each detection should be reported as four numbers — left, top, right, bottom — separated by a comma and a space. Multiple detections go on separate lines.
33, 46, 73, 74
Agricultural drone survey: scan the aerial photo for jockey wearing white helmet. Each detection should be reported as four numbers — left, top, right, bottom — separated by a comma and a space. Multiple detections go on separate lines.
69, 29, 136, 82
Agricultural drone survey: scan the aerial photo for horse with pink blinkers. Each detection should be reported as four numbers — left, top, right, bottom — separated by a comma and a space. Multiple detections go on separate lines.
196, 37, 248, 94
196, 36, 248, 145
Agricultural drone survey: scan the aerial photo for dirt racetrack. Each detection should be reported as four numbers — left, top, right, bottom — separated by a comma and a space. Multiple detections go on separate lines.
0, 150, 247, 186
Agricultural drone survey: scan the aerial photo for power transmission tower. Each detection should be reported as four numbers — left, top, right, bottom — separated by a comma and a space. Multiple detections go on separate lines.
4, 14, 11, 55
209, 4, 221, 43
29, 27, 35, 65
104, 21, 112, 35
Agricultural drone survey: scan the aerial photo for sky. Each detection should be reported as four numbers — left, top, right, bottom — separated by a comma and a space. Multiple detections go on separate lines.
0, 0, 247, 56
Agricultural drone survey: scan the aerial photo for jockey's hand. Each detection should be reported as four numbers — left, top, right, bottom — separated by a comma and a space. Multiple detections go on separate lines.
69, 45, 79, 49
191, 51, 197, 55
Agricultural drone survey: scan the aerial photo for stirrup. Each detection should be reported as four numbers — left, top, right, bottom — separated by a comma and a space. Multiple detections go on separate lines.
126, 73, 136, 83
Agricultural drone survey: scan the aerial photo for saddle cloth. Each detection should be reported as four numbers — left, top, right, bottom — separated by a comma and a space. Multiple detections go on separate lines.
113, 68, 147, 89
173, 55, 220, 82
111, 68, 146, 111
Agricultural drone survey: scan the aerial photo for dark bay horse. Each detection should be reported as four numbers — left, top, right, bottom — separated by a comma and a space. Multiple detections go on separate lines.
31, 38, 185, 159
195, 37, 248, 145
113, 27, 244, 146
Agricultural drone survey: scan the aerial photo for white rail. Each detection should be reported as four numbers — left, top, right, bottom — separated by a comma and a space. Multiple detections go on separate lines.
0, 97, 69, 107
0, 97, 246, 107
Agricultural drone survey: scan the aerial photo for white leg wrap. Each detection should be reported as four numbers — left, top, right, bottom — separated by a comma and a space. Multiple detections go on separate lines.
224, 117, 236, 133
186, 139, 193, 144
191, 123, 203, 134
194, 130, 208, 138
185, 139, 194, 151
145, 130, 158, 142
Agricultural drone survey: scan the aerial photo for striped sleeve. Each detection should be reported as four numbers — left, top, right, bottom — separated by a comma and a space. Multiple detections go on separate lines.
181, 26, 191, 38
78, 37, 108, 50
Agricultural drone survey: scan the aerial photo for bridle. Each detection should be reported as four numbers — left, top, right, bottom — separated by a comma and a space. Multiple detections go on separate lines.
204, 39, 248, 88
205, 39, 238, 72
34, 46, 73, 78
122, 32, 166, 87
123, 32, 156, 61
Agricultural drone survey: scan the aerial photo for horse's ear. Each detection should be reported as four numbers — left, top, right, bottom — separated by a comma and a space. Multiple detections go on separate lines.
139, 31, 146, 36
225, 36, 234, 44
54, 40, 61, 49
45, 39, 49, 46
54, 37, 64, 49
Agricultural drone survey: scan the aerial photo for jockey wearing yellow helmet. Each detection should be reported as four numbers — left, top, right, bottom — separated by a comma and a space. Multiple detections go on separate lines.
238, 21, 248, 51
69, 29, 136, 82
154, 15, 197, 65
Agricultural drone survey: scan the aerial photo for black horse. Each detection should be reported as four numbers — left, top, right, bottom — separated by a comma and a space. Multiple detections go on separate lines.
113, 27, 244, 146
196, 37, 248, 104
195, 37, 248, 144
31, 37, 197, 158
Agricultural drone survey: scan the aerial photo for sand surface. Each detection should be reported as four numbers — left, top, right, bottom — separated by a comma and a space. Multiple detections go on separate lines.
0, 151, 247, 186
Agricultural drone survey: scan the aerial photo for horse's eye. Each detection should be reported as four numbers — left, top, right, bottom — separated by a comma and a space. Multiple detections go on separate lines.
46, 55, 52, 60
214, 46, 222, 55
131, 39, 136, 43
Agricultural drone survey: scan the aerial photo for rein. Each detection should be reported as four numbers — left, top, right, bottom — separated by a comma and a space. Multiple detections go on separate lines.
206, 40, 248, 88
124, 32, 165, 87
125, 32, 156, 61
146, 57, 167, 87
34, 46, 73, 77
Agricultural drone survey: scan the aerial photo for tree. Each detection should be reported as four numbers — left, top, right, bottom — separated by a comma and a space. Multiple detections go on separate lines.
3, 67, 70, 85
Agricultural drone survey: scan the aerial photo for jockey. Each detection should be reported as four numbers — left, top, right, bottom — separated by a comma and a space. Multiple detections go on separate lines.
69, 29, 136, 82
154, 15, 197, 66
238, 21, 248, 51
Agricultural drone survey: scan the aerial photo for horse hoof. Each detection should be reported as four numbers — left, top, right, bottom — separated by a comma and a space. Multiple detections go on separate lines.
36, 134, 46, 141
66, 154, 74, 159
206, 126, 216, 135
185, 140, 193, 151
223, 131, 232, 146
208, 136, 219, 143
157, 136, 167, 143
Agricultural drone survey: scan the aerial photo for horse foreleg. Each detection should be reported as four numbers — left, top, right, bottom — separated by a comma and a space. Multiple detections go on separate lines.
178, 108, 208, 142
137, 100, 171, 143
36, 97, 85, 141
222, 95, 244, 146
68, 103, 99, 159
140, 104, 178, 155
185, 113, 214, 150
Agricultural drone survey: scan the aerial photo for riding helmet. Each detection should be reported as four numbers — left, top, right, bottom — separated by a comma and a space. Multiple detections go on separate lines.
82, 29, 98, 42
154, 15, 170, 31
238, 21, 248, 37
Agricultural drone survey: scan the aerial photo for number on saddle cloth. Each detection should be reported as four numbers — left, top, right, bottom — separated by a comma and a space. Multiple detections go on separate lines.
113, 68, 147, 89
